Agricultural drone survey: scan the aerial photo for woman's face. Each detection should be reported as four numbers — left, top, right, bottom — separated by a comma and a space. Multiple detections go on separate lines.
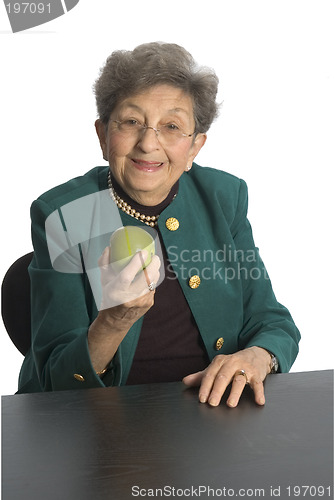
95, 84, 206, 206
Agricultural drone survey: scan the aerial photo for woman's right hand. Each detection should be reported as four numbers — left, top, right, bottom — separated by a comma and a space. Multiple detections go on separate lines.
99, 245, 161, 325
87, 246, 161, 373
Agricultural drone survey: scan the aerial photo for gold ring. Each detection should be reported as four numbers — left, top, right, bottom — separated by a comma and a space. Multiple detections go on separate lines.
235, 369, 249, 384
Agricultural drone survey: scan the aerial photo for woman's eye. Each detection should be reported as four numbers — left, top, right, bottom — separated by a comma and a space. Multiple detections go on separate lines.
165, 123, 180, 131
124, 119, 140, 127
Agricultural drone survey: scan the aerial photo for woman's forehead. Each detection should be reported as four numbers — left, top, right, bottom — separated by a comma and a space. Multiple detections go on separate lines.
114, 85, 194, 116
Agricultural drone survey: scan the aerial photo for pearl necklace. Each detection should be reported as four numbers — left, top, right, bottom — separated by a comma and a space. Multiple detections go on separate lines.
107, 171, 159, 227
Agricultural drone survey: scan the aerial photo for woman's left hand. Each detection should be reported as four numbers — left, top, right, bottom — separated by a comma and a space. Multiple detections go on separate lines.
182, 346, 272, 407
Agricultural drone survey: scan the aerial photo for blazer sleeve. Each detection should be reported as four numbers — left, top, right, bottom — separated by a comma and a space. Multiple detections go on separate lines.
232, 179, 300, 372
22, 198, 115, 392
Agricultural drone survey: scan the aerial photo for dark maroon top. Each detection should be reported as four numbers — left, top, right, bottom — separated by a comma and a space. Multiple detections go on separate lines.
110, 174, 209, 385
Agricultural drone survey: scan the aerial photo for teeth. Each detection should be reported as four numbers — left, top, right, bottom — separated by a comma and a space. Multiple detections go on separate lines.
136, 161, 162, 167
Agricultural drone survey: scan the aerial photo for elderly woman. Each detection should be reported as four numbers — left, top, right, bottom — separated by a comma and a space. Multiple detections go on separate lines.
18, 42, 300, 407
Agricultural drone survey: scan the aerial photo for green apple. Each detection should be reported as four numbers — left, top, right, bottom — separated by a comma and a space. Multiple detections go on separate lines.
109, 226, 155, 273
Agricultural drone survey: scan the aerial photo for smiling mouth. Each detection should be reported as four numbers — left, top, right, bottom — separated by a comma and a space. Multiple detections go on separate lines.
131, 159, 164, 171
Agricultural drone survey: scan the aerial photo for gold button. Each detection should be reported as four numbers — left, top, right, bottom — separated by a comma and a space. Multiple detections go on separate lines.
74, 373, 85, 382
188, 275, 201, 289
215, 337, 224, 350
165, 217, 179, 231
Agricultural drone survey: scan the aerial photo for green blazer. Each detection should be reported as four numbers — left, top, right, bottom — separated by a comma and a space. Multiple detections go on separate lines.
18, 164, 300, 393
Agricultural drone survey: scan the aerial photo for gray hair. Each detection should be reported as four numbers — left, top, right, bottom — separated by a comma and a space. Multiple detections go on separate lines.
94, 42, 219, 134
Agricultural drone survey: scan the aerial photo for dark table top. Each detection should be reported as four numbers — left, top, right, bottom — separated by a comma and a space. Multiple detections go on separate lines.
2, 370, 333, 500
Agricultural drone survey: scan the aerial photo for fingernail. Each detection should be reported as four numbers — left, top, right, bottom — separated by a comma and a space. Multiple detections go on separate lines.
227, 399, 237, 408
199, 394, 207, 403
208, 398, 218, 407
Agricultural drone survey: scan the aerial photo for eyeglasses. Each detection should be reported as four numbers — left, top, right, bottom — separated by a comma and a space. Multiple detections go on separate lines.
110, 119, 195, 145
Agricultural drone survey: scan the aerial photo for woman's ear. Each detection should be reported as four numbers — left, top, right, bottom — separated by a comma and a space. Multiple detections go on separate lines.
189, 133, 207, 164
95, 119, 108, 161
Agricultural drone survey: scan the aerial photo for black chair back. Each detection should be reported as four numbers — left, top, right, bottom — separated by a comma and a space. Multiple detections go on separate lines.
1, 252, 33, 355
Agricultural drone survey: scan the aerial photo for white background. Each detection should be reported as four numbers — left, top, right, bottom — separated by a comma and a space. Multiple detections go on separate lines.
0, 0, 333, 395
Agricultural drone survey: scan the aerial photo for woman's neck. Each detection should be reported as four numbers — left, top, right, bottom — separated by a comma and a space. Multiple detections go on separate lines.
109, 172, 179, 216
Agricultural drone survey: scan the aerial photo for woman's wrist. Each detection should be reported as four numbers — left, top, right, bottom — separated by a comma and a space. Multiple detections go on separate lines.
254, 346, 278, 374
246, 346, 273, 375
87, 310, 132, 374
90, 308, 133, 338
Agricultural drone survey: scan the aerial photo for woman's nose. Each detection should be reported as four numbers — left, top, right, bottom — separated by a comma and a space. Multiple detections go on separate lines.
136, 127, 161, 152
